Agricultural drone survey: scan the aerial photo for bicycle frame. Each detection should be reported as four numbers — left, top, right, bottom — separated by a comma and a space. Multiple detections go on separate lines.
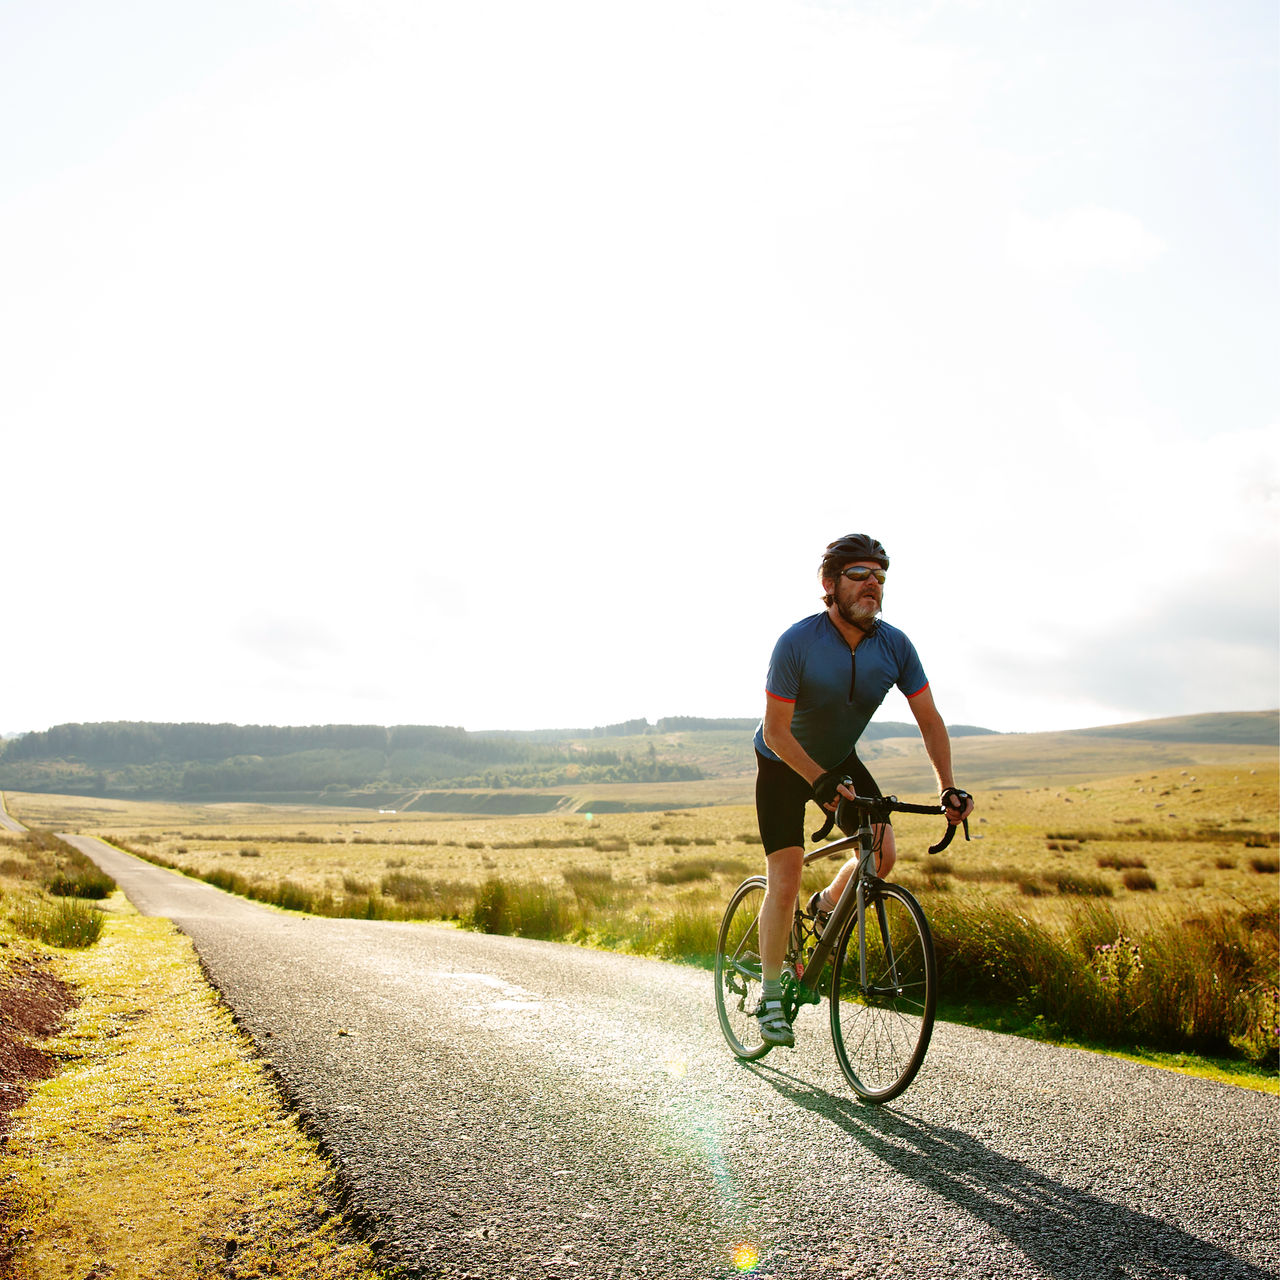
791, 818, 883, 998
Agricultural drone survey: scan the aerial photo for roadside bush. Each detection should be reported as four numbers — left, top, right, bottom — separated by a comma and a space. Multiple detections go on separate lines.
1248, 855, 1279, 874
46, 867, 115, 900
15, 897, 104, 948
562, 865, 620, 910
203, 868, 251, 896
467, 875, 577, 939
265, 880, 315, 913
379, 871, 470, 918
924, 891, 1277, 1064
655, 905, 718, 966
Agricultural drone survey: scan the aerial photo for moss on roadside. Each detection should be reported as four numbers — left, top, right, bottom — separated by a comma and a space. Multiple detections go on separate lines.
0, 895, 390, 1280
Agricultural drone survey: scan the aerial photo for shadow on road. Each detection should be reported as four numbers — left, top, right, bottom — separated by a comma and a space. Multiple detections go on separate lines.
743, 1062, 1271, 1280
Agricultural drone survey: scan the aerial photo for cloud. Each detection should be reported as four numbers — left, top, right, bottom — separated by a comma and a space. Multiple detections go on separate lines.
1007, 206, 1167, 280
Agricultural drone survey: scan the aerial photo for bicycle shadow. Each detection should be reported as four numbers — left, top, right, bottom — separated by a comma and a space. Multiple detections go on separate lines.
742, 1062, 1273, 1280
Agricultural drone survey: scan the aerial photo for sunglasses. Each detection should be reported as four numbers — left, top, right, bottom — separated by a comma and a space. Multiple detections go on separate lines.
839, 566, 886, 584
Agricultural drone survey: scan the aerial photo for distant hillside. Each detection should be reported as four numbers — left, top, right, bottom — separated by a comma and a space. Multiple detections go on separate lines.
0, 712, 1270, 810
0, 716, 998, 804
1064, 711, 1278, 746
0, 720, 705, 802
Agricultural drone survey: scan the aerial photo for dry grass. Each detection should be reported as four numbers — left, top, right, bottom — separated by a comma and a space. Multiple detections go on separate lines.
7, 760, 1277, 1068
0, 893, 387, 1280
12, 762, 1275, 925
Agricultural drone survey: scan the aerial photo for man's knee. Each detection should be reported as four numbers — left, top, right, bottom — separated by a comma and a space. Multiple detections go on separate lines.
765, 846, 804, 897
877, 824, 897, 875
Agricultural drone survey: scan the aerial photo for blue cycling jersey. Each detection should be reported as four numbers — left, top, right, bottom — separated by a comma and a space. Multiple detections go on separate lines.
752, 612, 928, 770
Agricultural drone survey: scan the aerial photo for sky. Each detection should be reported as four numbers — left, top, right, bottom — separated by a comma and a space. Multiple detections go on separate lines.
2, 0, 1276, 739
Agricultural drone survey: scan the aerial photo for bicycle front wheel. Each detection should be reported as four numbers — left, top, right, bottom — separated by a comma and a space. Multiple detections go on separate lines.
829, 881, 936, 1103
714, 876, 771, 1060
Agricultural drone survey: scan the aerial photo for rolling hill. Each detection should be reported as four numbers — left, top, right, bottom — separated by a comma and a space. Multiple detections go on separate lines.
0, 711, 1273, 812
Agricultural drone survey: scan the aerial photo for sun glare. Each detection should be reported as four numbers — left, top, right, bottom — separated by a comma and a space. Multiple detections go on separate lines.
732, 1242, 761, 1272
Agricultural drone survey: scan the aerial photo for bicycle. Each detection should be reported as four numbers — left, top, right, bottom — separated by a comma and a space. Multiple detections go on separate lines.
714, 790, 969, 1103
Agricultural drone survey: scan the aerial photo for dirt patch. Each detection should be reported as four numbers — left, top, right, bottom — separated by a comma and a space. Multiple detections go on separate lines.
0, 949, 78, 1138
0, 948, 78, 1279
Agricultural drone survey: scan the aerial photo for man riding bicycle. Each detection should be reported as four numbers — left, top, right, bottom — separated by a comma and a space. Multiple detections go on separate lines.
752, 534, 975, 1047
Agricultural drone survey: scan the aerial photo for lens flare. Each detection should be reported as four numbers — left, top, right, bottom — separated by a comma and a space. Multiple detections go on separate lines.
731, 1242, 761, 1272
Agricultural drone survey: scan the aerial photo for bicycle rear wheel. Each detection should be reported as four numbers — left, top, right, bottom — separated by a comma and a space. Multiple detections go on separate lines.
714, 876, 771, 1059
829, 881, 936, 1102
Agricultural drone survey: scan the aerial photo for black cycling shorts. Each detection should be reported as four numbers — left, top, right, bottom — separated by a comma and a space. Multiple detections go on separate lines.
754, 749, 884, 856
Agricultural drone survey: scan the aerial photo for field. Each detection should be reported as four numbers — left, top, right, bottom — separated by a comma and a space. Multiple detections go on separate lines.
5, 757, 1278, 1076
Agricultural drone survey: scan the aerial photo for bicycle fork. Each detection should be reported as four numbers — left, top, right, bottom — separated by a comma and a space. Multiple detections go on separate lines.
857, 878, 904, 997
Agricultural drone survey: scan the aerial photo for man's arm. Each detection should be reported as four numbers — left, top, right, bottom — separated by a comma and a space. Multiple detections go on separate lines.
761, 696, 857, 807
907, 686, 975, 824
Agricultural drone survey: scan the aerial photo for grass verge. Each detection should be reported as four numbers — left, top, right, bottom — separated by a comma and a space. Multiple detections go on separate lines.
936, 996, 1278, 1094
0, 895, 390, 1280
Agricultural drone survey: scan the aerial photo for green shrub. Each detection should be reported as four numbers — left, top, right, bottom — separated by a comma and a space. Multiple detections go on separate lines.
651, 857, 752, 884
656, 905, 718, 965
265, 880, 315, 913
1122, 869, 1158, 891
562, 865, 620, 909
467, 875, 577, 939
46, 867, 115, 900
203, 868, 250, 896
380, 872, 470, 917
15, 897, 104, 948
924, 891, 1277, 1064
1097, 854, 1147, 870
469, 876, 514, 934
1053, 871, 1114, 897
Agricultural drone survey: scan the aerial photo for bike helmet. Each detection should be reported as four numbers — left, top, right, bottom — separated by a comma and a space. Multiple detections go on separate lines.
820, 534, 889, 579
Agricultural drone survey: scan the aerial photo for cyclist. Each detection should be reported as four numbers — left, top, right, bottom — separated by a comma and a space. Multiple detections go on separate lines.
751, 534, 975, 1047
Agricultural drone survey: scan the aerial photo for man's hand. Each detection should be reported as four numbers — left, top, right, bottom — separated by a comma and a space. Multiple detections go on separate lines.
940, 787, 975, 825
812, 770, 855, 811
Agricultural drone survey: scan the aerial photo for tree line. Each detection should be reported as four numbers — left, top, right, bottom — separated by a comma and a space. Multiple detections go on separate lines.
0, 720, 705, 800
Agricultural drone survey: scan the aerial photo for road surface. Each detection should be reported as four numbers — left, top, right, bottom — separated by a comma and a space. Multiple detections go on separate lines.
63, 834, 1278, 1280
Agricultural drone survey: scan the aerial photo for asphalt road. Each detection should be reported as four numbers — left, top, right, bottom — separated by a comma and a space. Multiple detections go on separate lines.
0, 799, 27, 834
65, 834, 1277, 1280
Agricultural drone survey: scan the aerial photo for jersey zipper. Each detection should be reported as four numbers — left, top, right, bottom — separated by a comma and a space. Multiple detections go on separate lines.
848, 650, 856, 705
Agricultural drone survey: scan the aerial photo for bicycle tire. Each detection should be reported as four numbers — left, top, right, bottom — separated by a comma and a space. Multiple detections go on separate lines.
829, 881, 936, 1102
714, 876, 772, 1060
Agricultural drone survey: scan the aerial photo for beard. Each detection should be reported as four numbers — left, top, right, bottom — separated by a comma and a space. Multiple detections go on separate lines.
836, 587, 881, 633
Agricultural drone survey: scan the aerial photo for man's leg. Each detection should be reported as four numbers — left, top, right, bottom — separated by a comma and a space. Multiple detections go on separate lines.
760, 845, 804, 982
756, 844, 804, 1046
814, 824, 896, 915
